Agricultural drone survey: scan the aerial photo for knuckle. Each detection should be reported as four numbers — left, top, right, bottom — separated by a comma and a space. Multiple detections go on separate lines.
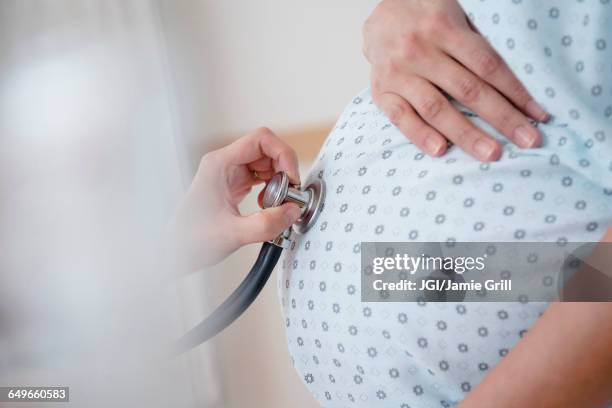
399, 33, 422, 60
418, 96, 444, 121
423, 11, 453, 37
286, 147, 299, 164
371, 76, 385, 95
362, 42, 370, 60
507, 81, 530, 106
495, 111, 514, 130
371, 92, 385, 110
381, 60, 401, 78
254, 126, 273, 137
278, 145, 292, 160
372, 60, 401, 85
362, 15, 372, 34
362, 15, 376, 39
200, 150, 218, 168
362, 23, 373, 59
471, 48, 502, 78
455, 76, 483, 103
384, 102, 405, 125
200, 150, 213, 162
455, 126, 475, 145
259, 216, 277, 238
289, 146, 298, 160
409, 118, 433, 138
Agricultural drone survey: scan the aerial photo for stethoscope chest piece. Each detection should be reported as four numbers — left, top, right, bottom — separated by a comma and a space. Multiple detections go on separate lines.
175, 171, 326, 354
262, 172, 325, 234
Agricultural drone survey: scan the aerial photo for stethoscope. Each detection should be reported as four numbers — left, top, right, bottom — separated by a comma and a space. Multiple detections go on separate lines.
174, 172, 325, 354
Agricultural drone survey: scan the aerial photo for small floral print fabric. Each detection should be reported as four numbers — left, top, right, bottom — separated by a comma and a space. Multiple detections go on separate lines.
279, 1, 611, 406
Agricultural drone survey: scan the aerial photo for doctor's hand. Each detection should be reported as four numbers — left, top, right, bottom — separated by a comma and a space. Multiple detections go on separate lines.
363, 0, 550, 161
168, 128, 301, 270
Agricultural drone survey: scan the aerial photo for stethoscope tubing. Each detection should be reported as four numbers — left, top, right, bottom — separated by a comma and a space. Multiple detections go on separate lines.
174, 242, 282, 355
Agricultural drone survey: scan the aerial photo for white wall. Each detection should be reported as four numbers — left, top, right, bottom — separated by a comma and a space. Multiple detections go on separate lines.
160, 0, 376, 144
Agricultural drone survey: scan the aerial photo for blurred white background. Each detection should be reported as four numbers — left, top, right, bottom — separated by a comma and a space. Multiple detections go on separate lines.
0, 1, 374, 406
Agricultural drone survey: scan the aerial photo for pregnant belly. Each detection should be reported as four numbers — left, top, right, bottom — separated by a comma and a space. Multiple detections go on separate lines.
279, 89, 611, 407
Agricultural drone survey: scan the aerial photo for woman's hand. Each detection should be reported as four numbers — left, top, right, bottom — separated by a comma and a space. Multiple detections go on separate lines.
363, 0, 550, 161
168, 127, 301, 270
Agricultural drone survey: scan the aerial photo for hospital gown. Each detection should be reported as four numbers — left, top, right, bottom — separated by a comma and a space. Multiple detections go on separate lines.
280, 0, 612, 406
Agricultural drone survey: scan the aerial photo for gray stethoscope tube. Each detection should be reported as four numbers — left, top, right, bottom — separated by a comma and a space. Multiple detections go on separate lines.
174, 172, 325, 354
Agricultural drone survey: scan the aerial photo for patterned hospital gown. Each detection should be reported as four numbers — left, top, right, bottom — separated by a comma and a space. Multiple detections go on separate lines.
279, 1, 612, 406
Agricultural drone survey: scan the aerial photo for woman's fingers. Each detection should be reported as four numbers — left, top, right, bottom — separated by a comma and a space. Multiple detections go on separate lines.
374, 91, 447, 156
421, 52, 541, 148
395, 76, 502, 161
364, 0, 545, 159
443, 30, 550, 122
222, 127, 300, 184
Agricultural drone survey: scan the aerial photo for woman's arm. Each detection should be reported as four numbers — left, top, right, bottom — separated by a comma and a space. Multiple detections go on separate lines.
460, 228, 612, 407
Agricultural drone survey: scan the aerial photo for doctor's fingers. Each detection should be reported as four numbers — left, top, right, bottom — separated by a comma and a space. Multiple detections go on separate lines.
247, 157, 277, 182
222, 127, 300, 185
235, 203, 301, 244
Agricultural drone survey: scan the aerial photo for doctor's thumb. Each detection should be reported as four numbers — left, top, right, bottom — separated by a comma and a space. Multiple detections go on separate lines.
238, 203, 301, 244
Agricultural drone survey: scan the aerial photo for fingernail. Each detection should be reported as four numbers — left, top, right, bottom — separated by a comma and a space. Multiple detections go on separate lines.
285, 204, 301, 223
474, 138, 498, 160
425, 137, 444, 156
526, 100, 550, 122
513, 124, 540, 148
